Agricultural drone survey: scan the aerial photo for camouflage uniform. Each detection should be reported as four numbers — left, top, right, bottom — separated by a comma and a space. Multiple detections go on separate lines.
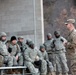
39, 45, 55, 75
26, 39, 32, 49
24, 43, 47, 75
17, 36, 27, 52
53, 31, 69, 75
10, 43, 23, 65
8, 40, 23, 66
0, 32, 13, 67
17, 36, 27, 65
67, 29, 76, 74
17, 41, 27, 52
44, 33, 55, 71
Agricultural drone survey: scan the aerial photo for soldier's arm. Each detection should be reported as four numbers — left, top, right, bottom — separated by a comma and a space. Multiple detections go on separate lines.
61, 37, 67, 46
45, 51, 49, 62
51, 39, 55, 48
16, 44, 21, 56
22, 43, 27, 51
72, 32, 76, 44
24, 49, 34, 63
37, 50, 43, 60
67, 33, 76, 49
61, 37, 67, 43
43, 43, 47, 50
0, 47, 7, 56
45, 51, 53, 68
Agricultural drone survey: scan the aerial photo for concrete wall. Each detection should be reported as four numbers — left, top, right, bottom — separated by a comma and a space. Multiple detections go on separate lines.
0, 0, 44, 47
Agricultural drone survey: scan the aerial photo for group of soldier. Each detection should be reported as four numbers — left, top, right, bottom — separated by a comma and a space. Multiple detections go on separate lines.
0, 19, 76, 75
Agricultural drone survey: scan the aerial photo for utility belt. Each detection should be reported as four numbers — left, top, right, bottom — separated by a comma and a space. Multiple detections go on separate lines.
55, 49, 65, 53
47, 50, 55, 54
56, 49, 64, 51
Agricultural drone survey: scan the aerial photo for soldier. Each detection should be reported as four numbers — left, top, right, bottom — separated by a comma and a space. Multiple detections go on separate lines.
53, 31, 69, 75
17, 36, 27, 52
65, 19, 76, 75
26, 39, 32, 48
39, 45, 55, 75
24, 42, 47, 75
17, 36, 27, 65
8, 36, 23, 66
0, 32, 13, 67
44, 33, 56, 71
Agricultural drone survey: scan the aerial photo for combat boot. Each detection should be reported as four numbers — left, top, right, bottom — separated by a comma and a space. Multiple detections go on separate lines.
58, 72, 62, 75
48, 72, 56, 75
6, 69, 14, 74
51, 72, 56, 75
40, 73, 47, 75
64, 73, 68, 75
13, 69, 21, 74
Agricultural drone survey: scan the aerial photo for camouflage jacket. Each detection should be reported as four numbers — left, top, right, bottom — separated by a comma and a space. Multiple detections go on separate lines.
0, 41, 8, 56
8, 43, 21, 56
67, 29, 76, 53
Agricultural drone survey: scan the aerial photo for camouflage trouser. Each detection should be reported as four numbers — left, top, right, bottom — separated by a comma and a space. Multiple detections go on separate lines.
18, 55, 23, 66
48, 53, 56, 71
13, 55, 23, 66
25, 60, 47, 75
41, 60, 47, 75
4, 56, 13, 67
55, 52, 69, 73
70, 54, 76, 75
13, 56, 18, 66
25, 61, 40, 75
71, 63, 76, 75
47, 61, 54, 72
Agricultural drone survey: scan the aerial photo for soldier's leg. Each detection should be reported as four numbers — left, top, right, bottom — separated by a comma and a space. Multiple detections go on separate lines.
4, 56, 13, 67
4, 56, 16, 74
60, 53, 69, 74
71, 63, 76, 75
48, 61, 56, 75
55, 54, 62, 75
26, 62, 39, 75
18, 55, 23, 66
13, 56, 18, 66
41, 60, 47, 75
0, 55, 4, 67
49, 54, 56, 71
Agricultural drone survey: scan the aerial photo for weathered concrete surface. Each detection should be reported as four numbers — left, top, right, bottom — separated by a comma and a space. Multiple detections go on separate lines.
0, 0, 44, 47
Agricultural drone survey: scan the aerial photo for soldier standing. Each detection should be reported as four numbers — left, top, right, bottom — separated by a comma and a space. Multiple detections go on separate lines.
53, 31, 69, 75
65, 19, 76, 75
44, 33, 56, 71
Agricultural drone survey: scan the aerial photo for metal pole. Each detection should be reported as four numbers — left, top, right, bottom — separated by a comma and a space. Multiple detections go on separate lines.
0, 70, 3, 75
33, 0, 37, 46
22, 69, 25, 75
41, 0, 45, 43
